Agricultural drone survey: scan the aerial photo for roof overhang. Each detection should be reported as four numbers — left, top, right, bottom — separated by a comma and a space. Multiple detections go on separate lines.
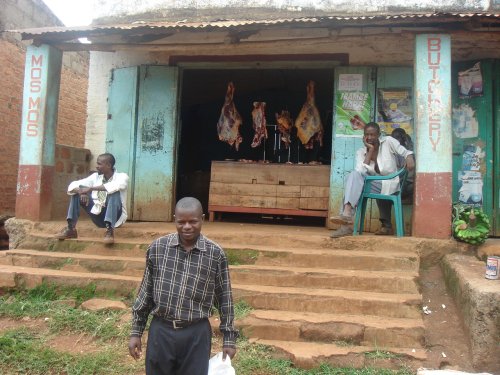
11, 13, 500, 52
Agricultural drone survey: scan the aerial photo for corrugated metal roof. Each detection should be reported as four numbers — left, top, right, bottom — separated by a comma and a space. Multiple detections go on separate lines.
14, 12, 500, 39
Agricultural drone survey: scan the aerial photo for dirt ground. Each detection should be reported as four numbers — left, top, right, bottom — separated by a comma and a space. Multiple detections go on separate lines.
419, 264, 474, 371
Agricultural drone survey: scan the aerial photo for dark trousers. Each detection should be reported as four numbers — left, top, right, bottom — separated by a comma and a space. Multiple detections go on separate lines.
146, 317, 212, 375
66, 192, 122, 228
370, 181, 393, 229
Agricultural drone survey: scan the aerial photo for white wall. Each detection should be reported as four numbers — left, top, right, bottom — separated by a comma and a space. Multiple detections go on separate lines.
85, 51, 154, 158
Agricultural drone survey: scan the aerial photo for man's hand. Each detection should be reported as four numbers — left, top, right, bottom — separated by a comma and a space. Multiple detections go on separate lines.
222, 346, 236, 360
405, 155, 415, 172
79, 194, 89, 206
128, 336, 142, 360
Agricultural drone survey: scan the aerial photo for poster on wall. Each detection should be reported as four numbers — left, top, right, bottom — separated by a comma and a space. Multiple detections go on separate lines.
376, 89, 413, 136
452, 103, 479, 139
458, 144, 485, 206
338, 74, 363, 91
458, 171, 483, 205
458, 62, 483, 99
335, 91, 371, 137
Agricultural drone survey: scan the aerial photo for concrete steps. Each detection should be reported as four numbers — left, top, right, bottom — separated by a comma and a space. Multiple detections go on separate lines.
233, 284, 421, 319
239, 310, 424, 347
1, 219, 427, 369
250, 339, 426, 369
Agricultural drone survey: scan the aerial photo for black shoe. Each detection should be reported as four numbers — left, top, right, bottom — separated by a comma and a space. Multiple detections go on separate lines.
55, 227, 78, 240
103, 227, 114, 244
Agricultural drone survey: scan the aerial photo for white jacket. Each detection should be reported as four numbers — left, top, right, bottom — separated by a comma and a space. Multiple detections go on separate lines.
67, 171, 129, 227
355, 137, 413, 195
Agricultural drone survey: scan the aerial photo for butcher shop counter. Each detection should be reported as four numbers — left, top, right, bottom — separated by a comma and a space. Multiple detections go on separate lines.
208, 161, 330, 221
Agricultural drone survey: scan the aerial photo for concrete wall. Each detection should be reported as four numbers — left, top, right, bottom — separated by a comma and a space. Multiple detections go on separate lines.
92, 0, 492, 23
0, 0, 89, 216
52, 145, 91, 219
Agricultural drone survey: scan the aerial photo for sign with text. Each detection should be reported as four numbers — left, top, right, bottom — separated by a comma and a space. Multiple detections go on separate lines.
415, 34, 452, 173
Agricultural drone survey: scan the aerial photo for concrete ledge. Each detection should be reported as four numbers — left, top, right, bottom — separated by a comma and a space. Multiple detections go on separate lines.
441, 253, 500, 372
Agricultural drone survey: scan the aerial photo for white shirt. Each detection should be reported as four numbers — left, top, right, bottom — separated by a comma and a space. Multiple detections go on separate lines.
355, 136, 413, 195
67, 171, 129, 227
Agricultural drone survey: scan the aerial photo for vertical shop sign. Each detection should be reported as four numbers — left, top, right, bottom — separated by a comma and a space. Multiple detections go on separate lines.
415, 34, 451, 170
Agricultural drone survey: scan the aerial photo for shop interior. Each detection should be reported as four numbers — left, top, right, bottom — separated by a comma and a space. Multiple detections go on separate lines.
176, 68, 334, 220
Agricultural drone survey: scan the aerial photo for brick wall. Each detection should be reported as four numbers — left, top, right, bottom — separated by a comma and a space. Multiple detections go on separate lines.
52, 145, 91, 219
0, 39, 25, 216
0, 36, 89, 216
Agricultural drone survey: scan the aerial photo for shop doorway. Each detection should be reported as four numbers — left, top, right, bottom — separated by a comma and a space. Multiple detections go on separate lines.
176, 66, 335, 222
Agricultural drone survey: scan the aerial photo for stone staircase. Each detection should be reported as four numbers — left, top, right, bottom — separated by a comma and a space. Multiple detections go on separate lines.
0, 219, 427, 369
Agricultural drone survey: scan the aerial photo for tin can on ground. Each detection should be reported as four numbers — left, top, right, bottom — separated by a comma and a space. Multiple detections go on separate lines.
485, 256, 500, 280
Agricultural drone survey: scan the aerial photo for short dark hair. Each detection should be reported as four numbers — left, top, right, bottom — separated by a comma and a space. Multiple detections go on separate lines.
99, 153, 116, 168
176, 197, 203, 215
364, 122, 380, 134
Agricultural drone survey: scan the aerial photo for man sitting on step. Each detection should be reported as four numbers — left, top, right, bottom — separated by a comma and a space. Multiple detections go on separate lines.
55, 153, 129, 244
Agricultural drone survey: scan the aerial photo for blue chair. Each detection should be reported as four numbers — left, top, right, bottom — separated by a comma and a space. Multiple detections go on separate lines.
353, 168, 408, 237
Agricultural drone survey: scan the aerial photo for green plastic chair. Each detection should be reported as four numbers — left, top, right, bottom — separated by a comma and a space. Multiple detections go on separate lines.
353, 168, 408, 237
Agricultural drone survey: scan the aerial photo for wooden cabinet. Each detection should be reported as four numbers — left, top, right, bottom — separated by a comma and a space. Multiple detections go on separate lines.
208, 161, 330, 220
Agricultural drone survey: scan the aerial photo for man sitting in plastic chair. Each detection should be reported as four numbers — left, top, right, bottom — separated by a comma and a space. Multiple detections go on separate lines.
330, 122, 415, 238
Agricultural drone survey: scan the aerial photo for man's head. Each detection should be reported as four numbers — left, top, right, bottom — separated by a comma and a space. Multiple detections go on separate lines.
174, 197, 204, 247
391, 128, 407, 144
96, 153, 115, 176
363, 122, 381, 147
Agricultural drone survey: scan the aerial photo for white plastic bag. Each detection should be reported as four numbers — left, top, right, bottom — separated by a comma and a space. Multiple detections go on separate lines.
208, 352, 235, 375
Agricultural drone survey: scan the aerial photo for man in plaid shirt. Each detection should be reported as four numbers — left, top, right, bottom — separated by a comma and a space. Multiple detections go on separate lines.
128, 197, 238, 374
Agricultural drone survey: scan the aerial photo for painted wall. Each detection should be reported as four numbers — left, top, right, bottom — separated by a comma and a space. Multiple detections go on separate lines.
86, 51, 154, 159
92, 0, 491, 23
0, 0, 89, 217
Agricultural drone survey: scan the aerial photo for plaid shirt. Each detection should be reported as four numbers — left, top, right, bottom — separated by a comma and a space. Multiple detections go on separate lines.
131, 233, 238, 347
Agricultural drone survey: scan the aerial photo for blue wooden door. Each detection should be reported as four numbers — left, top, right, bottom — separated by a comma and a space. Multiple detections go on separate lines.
134, 66, 179, 221
106, 65, 179, 221
106, 67, 139, 216
376, 67, 414, 234
329, 67, 376, 229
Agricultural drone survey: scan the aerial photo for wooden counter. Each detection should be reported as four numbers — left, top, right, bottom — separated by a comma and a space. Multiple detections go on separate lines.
208, 161, 330, 221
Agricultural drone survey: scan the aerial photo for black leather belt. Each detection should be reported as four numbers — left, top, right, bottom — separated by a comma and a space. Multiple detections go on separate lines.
158, 317, 205, 330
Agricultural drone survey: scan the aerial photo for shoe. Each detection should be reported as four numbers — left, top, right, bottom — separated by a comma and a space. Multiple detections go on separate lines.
55, 227, 78, 240
329, 214, 353, 225
330, 225, 353, 238
103, 227, 114, 244
375, 227, 394, 235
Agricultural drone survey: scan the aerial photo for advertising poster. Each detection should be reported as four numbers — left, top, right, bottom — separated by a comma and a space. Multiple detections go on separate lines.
458, 62, 483, 99
458, 144, 485, 206
452, 103, 479, 139
335, 91, 371, 137
376, 89, 413, 136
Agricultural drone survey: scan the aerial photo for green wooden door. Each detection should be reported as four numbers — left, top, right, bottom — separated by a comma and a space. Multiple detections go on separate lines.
492, 61, 500, 236
451, 60, 495, 233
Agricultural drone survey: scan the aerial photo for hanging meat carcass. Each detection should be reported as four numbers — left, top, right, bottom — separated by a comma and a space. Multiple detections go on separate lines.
294, 81, 323, 149
217, 82, 243, 151
251, 101, 268, 148
275, 110, 292, 149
